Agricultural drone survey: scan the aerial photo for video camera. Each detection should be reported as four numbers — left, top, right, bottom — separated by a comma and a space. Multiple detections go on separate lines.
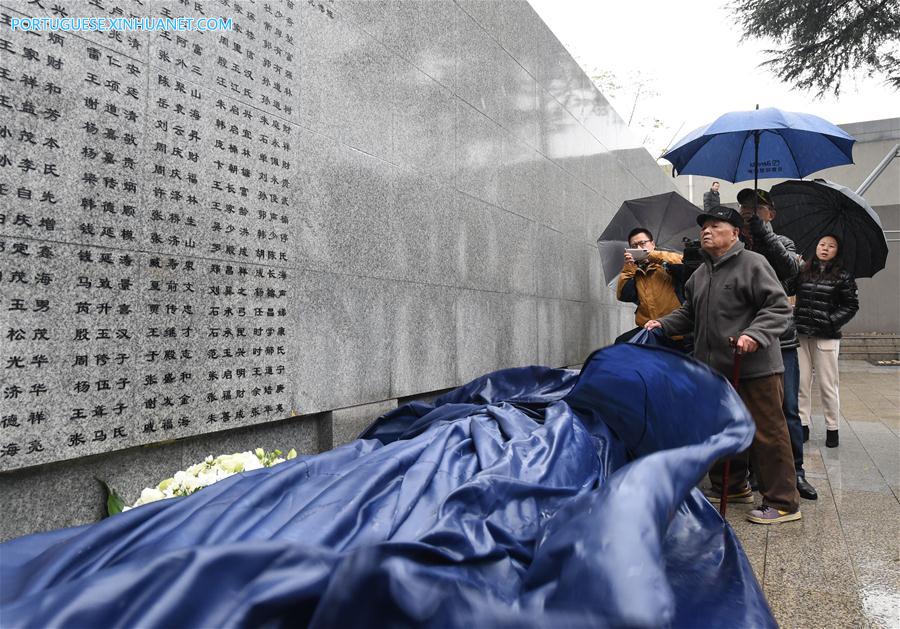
682, 237, 703, 274
673, 237, 704, 287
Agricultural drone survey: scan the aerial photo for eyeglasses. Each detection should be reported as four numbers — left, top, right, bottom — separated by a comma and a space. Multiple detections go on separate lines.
630, 239, 652, 248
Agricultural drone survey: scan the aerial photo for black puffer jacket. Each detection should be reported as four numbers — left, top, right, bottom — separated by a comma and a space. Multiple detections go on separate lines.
793, 260, 859, 339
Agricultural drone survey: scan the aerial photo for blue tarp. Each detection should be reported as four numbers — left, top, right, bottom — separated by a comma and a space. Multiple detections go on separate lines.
0, 343, 775, 627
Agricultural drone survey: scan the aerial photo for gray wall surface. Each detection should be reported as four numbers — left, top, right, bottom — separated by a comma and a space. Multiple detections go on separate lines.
676, 118, 900, 334
0, 0, 675, 540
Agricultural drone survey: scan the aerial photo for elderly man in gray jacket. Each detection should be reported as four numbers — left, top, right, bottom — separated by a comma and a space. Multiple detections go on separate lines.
645, 205, 801, 525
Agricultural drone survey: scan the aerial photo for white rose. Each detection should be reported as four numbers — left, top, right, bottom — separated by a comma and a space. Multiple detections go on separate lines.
240, 452, 263, 471
182, 474, 203, 493
157, 477, 177, 497
138, 487, 166, 505
216, 454, 245, 473
124, 446, 294, 510
197, 469, 224, 487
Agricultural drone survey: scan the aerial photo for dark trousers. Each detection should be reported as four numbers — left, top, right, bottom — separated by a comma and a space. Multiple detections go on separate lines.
710, 374, 800, 513
782, 348, 805, 473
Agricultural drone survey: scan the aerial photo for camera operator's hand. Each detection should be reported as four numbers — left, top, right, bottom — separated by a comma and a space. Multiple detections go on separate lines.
644, 320, 662, 330
623, 250, 635, 265
735, 334, 759, 354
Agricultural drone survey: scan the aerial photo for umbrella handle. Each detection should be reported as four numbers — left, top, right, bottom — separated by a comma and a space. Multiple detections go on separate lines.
728, 337, 744, 388
753, 130, 760, 203
720, 338, 743, 516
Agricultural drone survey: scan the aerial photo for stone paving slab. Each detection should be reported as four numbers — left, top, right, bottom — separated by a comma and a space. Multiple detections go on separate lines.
719, 361, 900, 628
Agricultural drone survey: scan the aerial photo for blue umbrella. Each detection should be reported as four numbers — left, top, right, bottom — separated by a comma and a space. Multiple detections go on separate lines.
662, 107, 856, 188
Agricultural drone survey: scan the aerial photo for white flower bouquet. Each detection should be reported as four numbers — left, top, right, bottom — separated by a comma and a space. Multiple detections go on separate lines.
102, 448, 297, 515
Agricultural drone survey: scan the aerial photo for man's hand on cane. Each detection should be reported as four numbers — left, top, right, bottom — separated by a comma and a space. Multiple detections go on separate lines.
734, 334, 758, 354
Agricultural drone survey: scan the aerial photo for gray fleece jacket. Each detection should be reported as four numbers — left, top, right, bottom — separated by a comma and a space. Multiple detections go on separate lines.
659, 240, 791, 380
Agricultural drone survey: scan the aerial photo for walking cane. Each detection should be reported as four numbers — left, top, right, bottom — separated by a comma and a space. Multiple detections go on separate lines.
719, 337, 744, 516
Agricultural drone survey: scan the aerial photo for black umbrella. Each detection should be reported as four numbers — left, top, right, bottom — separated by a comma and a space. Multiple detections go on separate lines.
770, 179, 888, 278
596, 191, 702, 284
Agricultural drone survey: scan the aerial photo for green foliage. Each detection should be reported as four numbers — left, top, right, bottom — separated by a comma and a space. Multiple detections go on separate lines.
731, 0, 900, 95
97, 478, 125, 517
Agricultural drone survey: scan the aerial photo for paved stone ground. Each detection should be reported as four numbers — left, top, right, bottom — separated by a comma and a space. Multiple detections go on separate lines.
722, 361, 899, 628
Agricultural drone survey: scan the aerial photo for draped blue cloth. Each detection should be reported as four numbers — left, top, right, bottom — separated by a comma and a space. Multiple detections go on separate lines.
0, 344, 775, 628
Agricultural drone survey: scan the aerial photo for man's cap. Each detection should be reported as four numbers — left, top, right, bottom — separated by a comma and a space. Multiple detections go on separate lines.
737, 188, 774, 208
696, 205, 743, 228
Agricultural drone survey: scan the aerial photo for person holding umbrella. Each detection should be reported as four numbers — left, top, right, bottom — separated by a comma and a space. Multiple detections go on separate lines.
768, 179, 885, 447
644, 206, 801, 524
657, 107, 860, 509
595, 192, 701, 345
794, 235, 860, 448
615, 227, 684, 344
737, 188, 817, 500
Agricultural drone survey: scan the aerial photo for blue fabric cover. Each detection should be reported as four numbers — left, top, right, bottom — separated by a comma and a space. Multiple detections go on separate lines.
0, 344, 774, 628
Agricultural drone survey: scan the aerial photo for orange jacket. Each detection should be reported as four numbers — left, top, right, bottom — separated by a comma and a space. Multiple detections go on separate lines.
616, 250, 684, 326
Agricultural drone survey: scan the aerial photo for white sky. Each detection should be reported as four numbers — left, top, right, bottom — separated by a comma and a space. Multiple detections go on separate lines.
529, 0, 900, 158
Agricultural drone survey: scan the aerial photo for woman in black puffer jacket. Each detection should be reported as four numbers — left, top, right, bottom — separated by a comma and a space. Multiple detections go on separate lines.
794, 235, 859, 448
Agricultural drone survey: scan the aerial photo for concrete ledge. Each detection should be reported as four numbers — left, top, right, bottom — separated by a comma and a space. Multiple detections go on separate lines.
398, 387, 456, 407
318, 399, 399, 451
840, 334, 900, 361
0, 413, 319, 543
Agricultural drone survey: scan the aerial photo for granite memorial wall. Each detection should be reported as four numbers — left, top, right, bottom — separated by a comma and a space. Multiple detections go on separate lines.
0, 0, 675, 538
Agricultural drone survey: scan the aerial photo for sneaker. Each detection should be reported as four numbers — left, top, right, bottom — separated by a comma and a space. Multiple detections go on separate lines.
802, 425, 810, 442
826, 430, 839, 448
705, 485, 754, 504
746, 506, 802, 524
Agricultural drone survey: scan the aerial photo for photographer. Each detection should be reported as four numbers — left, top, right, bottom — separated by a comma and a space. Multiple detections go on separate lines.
615, 227, 683, 344
738, 188, 817, 501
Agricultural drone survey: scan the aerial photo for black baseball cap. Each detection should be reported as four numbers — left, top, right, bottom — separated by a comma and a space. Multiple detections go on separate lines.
736, 188, 774, 208
696, 205, 743, 228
